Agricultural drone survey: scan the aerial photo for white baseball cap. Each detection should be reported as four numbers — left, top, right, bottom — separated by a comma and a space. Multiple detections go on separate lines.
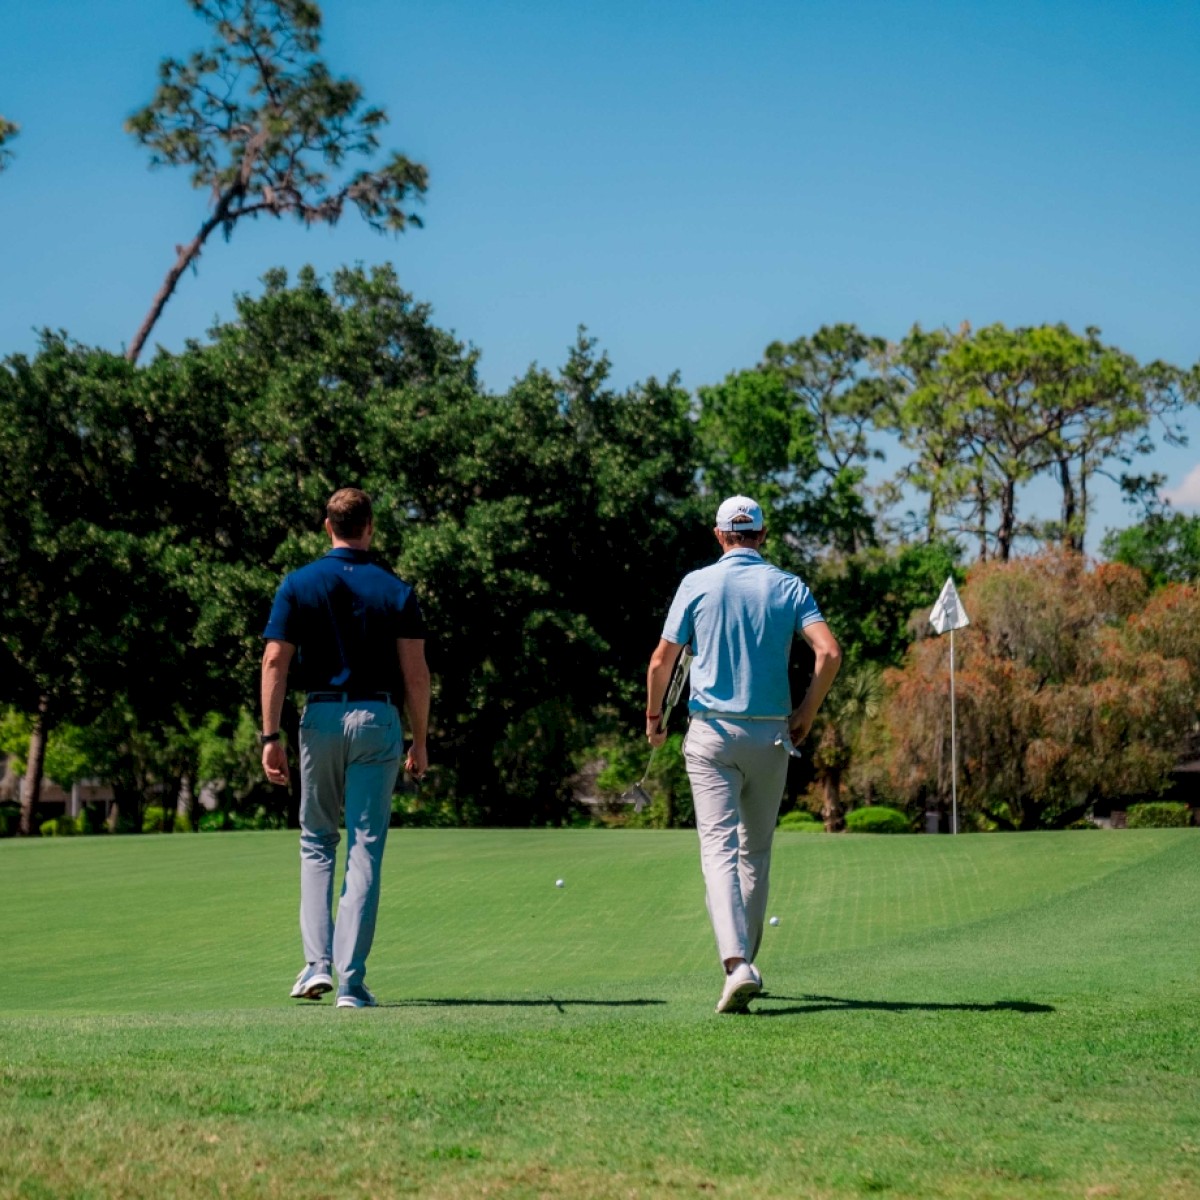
715, 495, 764, 532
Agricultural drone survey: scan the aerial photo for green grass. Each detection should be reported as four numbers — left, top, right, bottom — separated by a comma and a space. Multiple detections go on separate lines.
0, 828, 1196, 1198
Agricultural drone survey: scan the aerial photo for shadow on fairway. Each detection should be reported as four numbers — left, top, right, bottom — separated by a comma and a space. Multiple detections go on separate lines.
380, 997, 667, 1013
753, 993, 1055, 1017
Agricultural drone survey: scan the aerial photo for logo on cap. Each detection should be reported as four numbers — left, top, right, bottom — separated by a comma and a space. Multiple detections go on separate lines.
715, 496, 764, 532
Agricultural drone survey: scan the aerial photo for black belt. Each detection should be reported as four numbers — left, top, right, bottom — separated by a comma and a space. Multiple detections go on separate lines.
306, 691, 394, 704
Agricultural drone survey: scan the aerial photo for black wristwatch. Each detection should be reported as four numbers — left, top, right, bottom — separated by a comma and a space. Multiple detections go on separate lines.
260, 731, 281, 745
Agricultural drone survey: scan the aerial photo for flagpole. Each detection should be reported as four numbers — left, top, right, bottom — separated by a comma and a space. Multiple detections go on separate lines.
930, 576, 969, 837
949, 627, 958, 835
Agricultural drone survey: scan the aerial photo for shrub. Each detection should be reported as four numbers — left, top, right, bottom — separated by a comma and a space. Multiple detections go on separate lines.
845, 805, 911, 834
778, 809, 823, 832
198, 810, 228, 832
1126, 802, 1191, 829
39, 816, 77, 837
142, 805, 169, 833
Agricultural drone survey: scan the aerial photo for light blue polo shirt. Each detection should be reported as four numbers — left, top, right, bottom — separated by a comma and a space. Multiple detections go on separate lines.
662, 548, 825, 718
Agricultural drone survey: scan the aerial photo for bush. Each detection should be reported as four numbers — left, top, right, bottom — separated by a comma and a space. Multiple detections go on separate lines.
1126, 802, 1191, 829
0, 805, 18, 837
845, 805, 911, 834
390, 793, 457, 828
778, 809, 824, 832
39, 816, 77, 837
142, 805, 169, 833
197, 806, 286, 832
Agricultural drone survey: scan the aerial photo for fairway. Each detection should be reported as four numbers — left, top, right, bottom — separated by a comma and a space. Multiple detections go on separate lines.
1, 829, 1197, 1198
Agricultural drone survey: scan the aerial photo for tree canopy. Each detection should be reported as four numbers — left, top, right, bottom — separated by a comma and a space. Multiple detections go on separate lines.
124, 0, 427, 362
2, 261, 1197, 835
875, 552, 1200, 830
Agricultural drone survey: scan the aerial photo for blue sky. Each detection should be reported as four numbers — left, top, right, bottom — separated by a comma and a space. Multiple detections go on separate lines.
2, 0, 1198, 541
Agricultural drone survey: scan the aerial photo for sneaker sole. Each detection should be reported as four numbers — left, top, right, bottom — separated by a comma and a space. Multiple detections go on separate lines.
290, 976, 333, 1000
335, 997, 376, 1009
716, 980, 761, 1014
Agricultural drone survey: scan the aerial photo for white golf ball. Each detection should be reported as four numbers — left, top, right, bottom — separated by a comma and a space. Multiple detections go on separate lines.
555, 879, 564, 888
769, 916, 780, 926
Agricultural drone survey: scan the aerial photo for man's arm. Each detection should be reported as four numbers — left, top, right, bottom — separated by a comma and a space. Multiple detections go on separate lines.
788, 621, 842, 745
261, 639, 295, 785
645, 638, 684, 748
398, 637, 431, 779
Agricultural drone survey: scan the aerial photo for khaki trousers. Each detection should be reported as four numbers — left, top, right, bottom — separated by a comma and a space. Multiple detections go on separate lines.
684, 716, 790, 965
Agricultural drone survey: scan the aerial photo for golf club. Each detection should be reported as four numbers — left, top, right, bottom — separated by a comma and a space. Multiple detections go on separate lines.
774, 731, 805, 760
624, 647, 693, 812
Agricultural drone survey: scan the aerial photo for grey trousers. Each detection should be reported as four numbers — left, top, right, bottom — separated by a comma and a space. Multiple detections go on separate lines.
298, 699, 402, 989
684, 717, 790, 966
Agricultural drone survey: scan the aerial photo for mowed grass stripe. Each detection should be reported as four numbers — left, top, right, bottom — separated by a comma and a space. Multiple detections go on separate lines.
0, 827, 1185, 1014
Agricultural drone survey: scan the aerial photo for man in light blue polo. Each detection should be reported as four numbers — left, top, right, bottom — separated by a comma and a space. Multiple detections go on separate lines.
645, 495, 841, 1013
260, 488, 430, 1009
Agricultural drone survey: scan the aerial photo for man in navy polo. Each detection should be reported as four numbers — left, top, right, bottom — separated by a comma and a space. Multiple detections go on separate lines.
261, 487, 430, 1008
645, 496, 841, 1014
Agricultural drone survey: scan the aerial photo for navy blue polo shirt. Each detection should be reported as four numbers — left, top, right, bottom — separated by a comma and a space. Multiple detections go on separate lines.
262, 548, 426, 694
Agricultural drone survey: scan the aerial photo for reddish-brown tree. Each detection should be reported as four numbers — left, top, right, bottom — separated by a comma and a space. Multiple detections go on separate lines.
877, 551, 1198, 829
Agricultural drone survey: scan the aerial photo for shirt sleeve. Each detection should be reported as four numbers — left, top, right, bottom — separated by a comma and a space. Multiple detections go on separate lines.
262, 576, 296, 642
795, 582, 825, 631
661, 577, 695, 646
395, 588, 428, 639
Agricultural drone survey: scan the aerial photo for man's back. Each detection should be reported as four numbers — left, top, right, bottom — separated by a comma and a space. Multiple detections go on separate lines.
264, 548, 424, 694
665, 548, 823, 717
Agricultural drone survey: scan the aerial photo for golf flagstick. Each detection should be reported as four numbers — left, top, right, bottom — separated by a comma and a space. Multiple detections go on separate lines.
625, 647, 693, 812
928, 576, 970, 834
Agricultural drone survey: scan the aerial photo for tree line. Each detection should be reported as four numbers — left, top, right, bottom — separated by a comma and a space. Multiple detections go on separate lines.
2, 262, 1199, 836
3, 2, 1199, 836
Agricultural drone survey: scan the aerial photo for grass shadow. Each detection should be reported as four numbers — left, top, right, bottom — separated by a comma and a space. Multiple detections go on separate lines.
378, 997, 667, 1013
754, 993, 1055, 1017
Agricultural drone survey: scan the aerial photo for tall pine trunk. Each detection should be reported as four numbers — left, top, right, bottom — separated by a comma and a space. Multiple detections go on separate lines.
18, 696, 50, 836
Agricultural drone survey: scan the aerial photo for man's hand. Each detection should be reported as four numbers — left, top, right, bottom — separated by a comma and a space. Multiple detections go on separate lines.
262, 741, 290, 786
405, 741, 428, 781
787, 712, 812, 745
646, 718, 668, 749
788, 620, 842, 747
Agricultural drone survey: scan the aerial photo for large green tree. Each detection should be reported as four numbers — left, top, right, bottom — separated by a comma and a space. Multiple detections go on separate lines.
124, 0, 427, 363
171, 270, 707, 826
888, 324, 1192, 560
0, 340, 213, 832
1103, 511, 1200, 588
760, 324, 893, 557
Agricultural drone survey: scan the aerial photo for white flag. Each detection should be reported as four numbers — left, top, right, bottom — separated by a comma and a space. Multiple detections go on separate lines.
929, 577, 970, 635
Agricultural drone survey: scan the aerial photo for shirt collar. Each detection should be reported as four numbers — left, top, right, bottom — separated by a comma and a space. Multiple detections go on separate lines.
325, 547, 373, 562
720, 547, 763, 561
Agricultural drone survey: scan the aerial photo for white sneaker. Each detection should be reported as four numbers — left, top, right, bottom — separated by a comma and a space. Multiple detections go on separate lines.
336, 982, 378, 1009
716, 962, 761, 1014
290, 963, 333, 1000
748, 963, 764, 991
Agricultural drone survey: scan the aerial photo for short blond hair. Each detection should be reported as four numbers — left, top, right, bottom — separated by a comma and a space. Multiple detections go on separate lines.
326, 488, 373, 539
